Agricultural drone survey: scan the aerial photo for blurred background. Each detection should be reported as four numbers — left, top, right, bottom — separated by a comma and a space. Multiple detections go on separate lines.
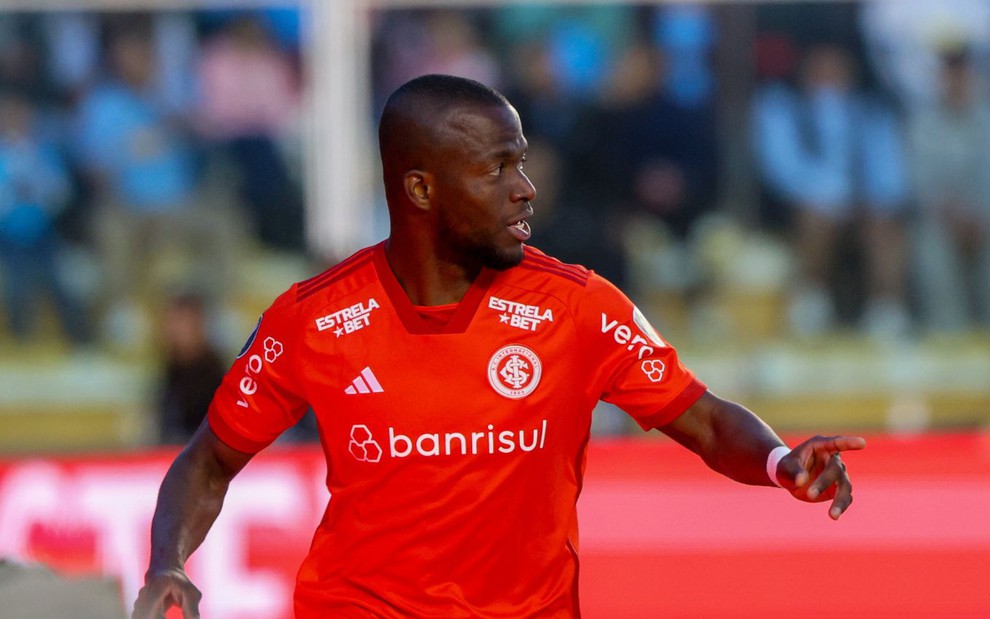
0, 1, 988, 618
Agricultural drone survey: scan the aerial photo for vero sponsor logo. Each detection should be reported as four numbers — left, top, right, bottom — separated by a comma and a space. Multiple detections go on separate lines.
601, 309, 671, 382
600, 313, 656, 359
236, 337, 285, 409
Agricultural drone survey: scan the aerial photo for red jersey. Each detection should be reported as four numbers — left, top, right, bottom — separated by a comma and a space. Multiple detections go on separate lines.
208, 242, 706, 618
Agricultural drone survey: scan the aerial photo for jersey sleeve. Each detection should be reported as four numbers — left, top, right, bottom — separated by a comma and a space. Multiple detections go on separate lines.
208, 289, 309, 453
577, 273, 707, 430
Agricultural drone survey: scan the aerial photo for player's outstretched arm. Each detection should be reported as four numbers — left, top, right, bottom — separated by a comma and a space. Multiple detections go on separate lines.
659, 390, 866, 519
132, 421, 254, 619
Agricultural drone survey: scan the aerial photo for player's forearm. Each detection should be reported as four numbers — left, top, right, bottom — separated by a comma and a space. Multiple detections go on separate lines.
662, 391, 785, 487
703, 398, 786, 486
145, 443, 234, 576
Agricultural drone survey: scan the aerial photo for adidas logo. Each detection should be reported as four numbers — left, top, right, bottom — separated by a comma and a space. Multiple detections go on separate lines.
344, 367, 384, 394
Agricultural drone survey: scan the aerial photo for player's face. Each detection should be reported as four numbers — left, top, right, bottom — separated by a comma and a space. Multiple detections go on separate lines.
431, 103, 536, 270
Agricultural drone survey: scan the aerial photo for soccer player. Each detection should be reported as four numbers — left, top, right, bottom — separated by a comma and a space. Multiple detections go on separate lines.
132, 74, 866, 619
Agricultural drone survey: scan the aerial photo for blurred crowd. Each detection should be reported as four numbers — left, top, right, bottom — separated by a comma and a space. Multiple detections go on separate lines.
0, 9, 305, 354
373, 5, 718, 299
3, 3, 990, 444
371, 2, 990, 342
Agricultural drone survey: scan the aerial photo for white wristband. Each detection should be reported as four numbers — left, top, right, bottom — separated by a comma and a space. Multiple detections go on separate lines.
766, 445, 790, 487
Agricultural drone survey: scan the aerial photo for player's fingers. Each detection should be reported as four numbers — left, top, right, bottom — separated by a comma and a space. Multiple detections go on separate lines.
829, 485, 854, 520
777, 454, 810, 489
817, 435, 867, 455
807, 453, 845, 500
179, 590, 202, 619
131, 589, 168, 619
826, 467, 855, 520
833, 436, 867, 452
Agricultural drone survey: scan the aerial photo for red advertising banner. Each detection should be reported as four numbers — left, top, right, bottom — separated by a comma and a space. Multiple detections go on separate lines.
1, 433, 988, 618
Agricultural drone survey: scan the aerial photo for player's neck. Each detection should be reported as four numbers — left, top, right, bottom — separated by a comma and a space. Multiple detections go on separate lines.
384, 237, 479, 306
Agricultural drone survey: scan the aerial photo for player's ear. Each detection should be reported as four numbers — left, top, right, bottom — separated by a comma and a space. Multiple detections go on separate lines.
404, 172, 432, 211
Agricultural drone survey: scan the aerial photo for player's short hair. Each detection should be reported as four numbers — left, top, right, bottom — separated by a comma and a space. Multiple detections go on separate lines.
384, 74, 508, 118
378, 74, 510, 160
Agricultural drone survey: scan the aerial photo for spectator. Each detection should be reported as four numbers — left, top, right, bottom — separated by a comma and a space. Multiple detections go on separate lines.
652, 4, 716, 109
908, 44, 990, 331
156, 291, 226, 444
502, 40, 581, 151
42, 11, 102, 100
420, 11, 500, 88
860, 0, 990, 110
753, 42, 911, 338
493, 5, 637, 99
75, 21, 237, 346
374, 10, 500, 103
195, 14, 304, 250
0, 15, 57, 104
574, 41, 717, 294
0, 90, 89, 346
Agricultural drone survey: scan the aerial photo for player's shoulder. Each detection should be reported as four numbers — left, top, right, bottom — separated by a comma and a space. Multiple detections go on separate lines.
268, 244, 380, 315
511, 247, 635, 317
514, 246, 591, 289
296, 244, 381, 302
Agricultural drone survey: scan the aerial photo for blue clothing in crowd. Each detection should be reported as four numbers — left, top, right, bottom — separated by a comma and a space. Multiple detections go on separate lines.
75, 82, 196, 212
753, 83, 909, 218
0, 132, 88, 343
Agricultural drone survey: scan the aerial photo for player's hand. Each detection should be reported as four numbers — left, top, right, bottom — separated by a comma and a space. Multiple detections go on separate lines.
131, 567, 202, 619
775, 435, 867, 521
